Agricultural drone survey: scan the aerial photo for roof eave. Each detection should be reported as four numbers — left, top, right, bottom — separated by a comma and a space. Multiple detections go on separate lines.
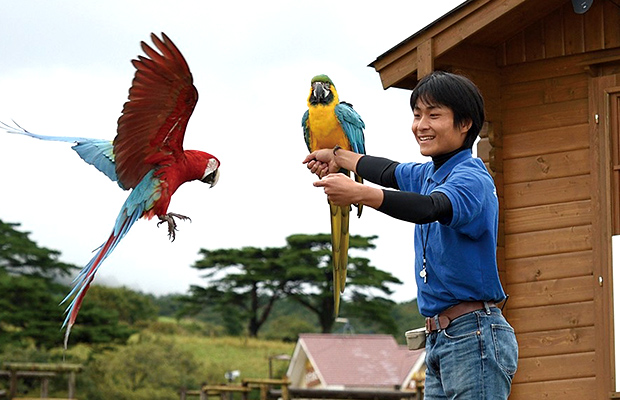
368, 0, 474, 69
368, 0, 568, 90
368, 0, 483, 89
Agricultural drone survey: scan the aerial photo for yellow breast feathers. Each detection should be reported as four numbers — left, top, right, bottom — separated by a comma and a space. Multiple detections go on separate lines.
307, 104, 352, 152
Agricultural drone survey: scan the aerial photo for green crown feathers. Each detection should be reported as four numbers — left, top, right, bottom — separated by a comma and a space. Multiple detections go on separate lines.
311, 74, 335, 87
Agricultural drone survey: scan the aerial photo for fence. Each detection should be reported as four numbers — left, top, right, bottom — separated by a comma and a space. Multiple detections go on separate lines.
179, 378, 422, 400
0, 362, 82, 400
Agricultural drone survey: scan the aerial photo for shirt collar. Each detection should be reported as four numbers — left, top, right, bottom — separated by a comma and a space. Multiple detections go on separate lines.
431, 149, 472, 184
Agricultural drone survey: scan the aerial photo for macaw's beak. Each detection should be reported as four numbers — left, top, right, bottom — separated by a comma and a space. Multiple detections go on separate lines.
312, 82, 329, 101
202, 169, 220, 188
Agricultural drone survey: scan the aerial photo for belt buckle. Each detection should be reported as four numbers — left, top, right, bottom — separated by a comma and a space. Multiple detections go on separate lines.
425, 318, 432, 333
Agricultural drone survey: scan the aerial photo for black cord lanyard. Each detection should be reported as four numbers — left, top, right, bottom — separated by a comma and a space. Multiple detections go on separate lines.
419, 165, 448, 285
420, 224, 431, 284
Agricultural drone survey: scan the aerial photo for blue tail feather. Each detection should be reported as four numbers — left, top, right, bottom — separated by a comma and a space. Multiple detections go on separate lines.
60, 170, 159, 348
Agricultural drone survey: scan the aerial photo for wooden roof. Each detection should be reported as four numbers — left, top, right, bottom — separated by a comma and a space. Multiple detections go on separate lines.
369, 0, 572, 89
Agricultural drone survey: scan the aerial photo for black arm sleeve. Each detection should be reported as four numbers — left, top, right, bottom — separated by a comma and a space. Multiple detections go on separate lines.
378, 190, 453, 225
355, 155, 400, 189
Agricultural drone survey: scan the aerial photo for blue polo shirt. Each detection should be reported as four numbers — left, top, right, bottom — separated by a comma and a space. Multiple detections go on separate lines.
395, 150, 506, 317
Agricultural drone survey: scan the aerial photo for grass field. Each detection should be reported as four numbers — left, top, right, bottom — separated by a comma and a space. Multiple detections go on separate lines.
172, 335, 296, 382
133, 318, 297, 384
1, 318, 297, 399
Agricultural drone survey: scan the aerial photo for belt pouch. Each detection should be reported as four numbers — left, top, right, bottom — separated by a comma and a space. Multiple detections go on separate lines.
405, 327, 426, 350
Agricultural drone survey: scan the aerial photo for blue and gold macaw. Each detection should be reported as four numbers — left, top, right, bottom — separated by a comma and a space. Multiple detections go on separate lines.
302, 74, 366, 315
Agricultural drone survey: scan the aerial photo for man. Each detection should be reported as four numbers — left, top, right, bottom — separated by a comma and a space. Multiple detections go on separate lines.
303, 71, 518, 399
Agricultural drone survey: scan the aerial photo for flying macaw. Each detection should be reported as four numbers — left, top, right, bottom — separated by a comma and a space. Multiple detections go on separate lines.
301, 74, 366, 315
1, 33, 220, 348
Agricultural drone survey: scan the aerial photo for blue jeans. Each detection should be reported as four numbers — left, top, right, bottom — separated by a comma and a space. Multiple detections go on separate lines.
424, 306, 518, 399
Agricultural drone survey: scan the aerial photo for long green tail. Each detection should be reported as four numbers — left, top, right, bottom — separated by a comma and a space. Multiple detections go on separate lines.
330, 201, 349, 316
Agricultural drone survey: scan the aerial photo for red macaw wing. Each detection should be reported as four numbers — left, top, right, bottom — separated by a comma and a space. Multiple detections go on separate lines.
114, 32, 198, 189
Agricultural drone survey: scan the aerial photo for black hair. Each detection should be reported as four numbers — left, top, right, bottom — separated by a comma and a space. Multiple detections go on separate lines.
409, 71, 485, 149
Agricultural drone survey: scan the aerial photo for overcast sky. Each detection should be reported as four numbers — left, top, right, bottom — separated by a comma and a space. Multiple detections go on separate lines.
0, 0, 465, 303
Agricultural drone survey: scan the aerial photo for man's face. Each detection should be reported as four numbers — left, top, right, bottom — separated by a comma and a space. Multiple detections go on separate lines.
411, 100, 470, 157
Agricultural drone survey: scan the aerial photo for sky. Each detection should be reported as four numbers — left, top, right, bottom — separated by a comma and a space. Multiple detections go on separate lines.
0, 0, 466, 304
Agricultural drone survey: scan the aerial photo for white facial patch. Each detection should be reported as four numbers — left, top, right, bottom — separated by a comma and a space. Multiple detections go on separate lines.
202, 158, 219, 180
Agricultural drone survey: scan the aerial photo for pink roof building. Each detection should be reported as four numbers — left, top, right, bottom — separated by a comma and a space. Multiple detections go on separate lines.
286, 334, 425, 391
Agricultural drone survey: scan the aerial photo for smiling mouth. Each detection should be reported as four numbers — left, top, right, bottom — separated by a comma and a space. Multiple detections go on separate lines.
418, 136, 435, 142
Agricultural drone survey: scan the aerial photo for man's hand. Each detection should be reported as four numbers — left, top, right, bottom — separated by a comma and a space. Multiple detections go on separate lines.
312, 173, 363, 206
309, 161, 384, 209
303, 148, 340, 178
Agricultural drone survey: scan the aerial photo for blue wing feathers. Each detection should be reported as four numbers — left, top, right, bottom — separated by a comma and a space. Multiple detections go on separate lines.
335, 102, 365, 155
1, 122, 122, 187
72, 140, 122, 187
1, 121, 93, 143
301, 110, 311, 152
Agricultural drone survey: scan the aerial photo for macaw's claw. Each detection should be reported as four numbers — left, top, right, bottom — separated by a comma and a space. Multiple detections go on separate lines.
157, 213, 192, 242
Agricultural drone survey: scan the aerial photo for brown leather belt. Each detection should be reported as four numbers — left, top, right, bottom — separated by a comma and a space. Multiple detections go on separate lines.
425, 301, 495, 333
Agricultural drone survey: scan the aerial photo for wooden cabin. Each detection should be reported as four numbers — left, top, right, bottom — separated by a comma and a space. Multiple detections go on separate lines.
369, 0, 620, 398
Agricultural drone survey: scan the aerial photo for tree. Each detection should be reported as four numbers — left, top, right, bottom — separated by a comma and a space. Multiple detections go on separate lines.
184, 247, 292, 337
260, 297, 321, 341
0, 220, 137, 348
392, 299, 426, 344
185, 234, 402, 336
83, 337, 202, 400
66, 286, 159, 346
86, 286, 159, 325
0, 220, 78, 349
0, 219, 76, 278
0, 272, 68, 349
0, 274, 140, 349
67, 301, 136, 346
151, 293, 185, 317
283, 234, 402, 333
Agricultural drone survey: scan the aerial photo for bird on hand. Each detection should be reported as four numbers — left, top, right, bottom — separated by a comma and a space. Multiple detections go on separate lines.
301, 74, 366, 316
2, 33, 220, 348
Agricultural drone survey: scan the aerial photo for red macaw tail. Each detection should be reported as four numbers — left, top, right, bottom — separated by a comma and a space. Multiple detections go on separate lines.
61, 231, 117, 349
60, 170, 158, 349
60, 201, 143, 349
